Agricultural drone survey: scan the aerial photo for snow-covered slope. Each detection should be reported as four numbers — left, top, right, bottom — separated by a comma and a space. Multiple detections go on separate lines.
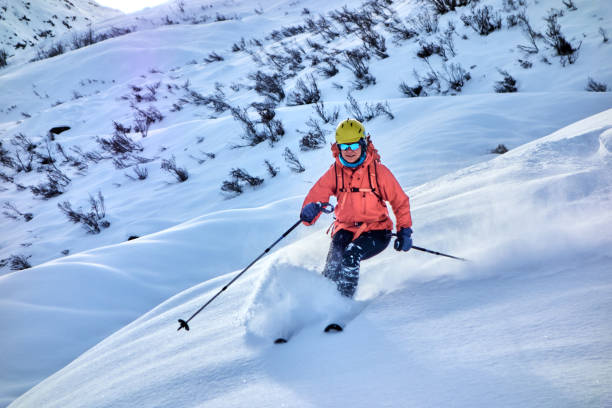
0, 0, 122, 64
1, 0, 611, 406
6, 109, 612, 408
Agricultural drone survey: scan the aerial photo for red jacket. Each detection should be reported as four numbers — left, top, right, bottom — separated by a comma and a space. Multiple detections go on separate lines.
302, 140, 412, 240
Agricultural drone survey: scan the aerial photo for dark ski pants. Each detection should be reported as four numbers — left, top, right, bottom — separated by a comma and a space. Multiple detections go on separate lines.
322, 229, 391, 298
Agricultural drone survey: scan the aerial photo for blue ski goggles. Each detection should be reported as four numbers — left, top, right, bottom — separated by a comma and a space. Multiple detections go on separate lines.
338, 142, 361, 151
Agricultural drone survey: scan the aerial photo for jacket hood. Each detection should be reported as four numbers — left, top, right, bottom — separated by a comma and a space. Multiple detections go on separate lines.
331, 138, 381, 168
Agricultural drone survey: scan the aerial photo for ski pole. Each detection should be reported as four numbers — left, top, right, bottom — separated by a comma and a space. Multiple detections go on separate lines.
178, 202, 334, 332
390, 233, 469, 262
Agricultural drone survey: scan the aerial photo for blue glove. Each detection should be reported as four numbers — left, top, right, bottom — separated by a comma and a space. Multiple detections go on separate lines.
394, 227, 413, 251
300, 202, 322, 223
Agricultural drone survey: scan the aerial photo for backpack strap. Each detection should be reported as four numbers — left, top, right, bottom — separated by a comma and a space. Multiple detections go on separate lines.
368, 161, 384, 202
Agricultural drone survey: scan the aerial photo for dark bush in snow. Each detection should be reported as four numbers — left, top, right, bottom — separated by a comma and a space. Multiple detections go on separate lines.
125, 165, 149, 181
252, 102, 285, 144
443, 63, 471, 92
562, 0, 577, 11
161, 155, 189, 182
304, 15, 340, 42
359, 28, 388, 59
491, 144, 509, 154
399, 82, 425, 98
0, 48, 8, 68
11, 133, 37, 173
221, 168, 263, 197
424, 0, 472, 15
133, 106, 164, 138
283, 148, 305, 173
58, 191, 110, 234
383, 17, 417, 44
298, 118, 327, 151
3, 202, 33, 222
203, 51, 224, 63
264, 160, 279, 177
585, 78, 608, 92
599, 28, 609, 43
0, 255, 32, 271
230, 168, 264, 187
407, 10, 439, 34
313, 100, 339, 124
288, 75, 321, 106
417, 41, 446, 60
343, 48, 376, 90
0, 141, 15, 169
30, 168, 71, 199
516, 12, 542, 54
543, 13, 581, 65
345, 93, 394, 122
179, 81, 231, 115
249, 71, 286, 103
494, 70, 518, 93
316, 58, 339, 78
97, 127, 143, 156
461, 6, 502, 36
231, 103, 285, 147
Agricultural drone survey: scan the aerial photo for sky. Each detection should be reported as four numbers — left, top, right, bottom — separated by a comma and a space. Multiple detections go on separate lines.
95, 0, 169, 13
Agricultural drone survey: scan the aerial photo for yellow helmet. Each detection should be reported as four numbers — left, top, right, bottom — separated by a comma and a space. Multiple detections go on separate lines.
335, 119, 365, 144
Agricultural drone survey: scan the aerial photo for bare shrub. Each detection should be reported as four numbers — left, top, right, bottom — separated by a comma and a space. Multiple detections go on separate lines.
543, 13, 581, 65
97, 127, 143, 155
179, 81, 231, 114
424, 0, 472, 15
0, 141, 15, 168
316, 58, 339, 78
1, 255, 32, 270
133, 106, 164, 138
0, 48, 8, 68
30, 168, 71, 199
125, 165, 149, 180
298, 118, 327, 151
599, 27, 609, 43
442, 63, 471, 92
203, 51, 224, 63
384, 17, 417, 43
161, 155, 189, 182
265, 160, 279, 177
491, 144, 509, 154
58, 191, 110, 234
3, 202, 33, 222
585, 78, 607, 92
288, 74, 321, 106
516, 12, 542, 54
407, 10, 439, 34
11, 133, 37, 172
284, 148, 305, 173
494, 70, 518, 93
399, 82, 425, 97
461, 6, 502, 36
248, 71, 285, 103
304, 15, 340, 42
313, 100, 339, 124
342, 48, 376, 90
230, 168, 263, 186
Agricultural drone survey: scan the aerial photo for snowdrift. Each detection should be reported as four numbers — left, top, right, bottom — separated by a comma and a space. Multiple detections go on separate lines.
6, 110, 612, 408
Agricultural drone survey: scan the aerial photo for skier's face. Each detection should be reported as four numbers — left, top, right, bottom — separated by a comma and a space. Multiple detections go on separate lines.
340, 145, 362, 163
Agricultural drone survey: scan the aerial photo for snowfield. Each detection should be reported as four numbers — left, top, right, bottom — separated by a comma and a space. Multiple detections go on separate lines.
1, 0, 611, 406
5, 109, 612, 408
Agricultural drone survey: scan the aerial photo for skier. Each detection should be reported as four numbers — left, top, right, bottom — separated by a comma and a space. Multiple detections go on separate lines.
300, 118, 413, 298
